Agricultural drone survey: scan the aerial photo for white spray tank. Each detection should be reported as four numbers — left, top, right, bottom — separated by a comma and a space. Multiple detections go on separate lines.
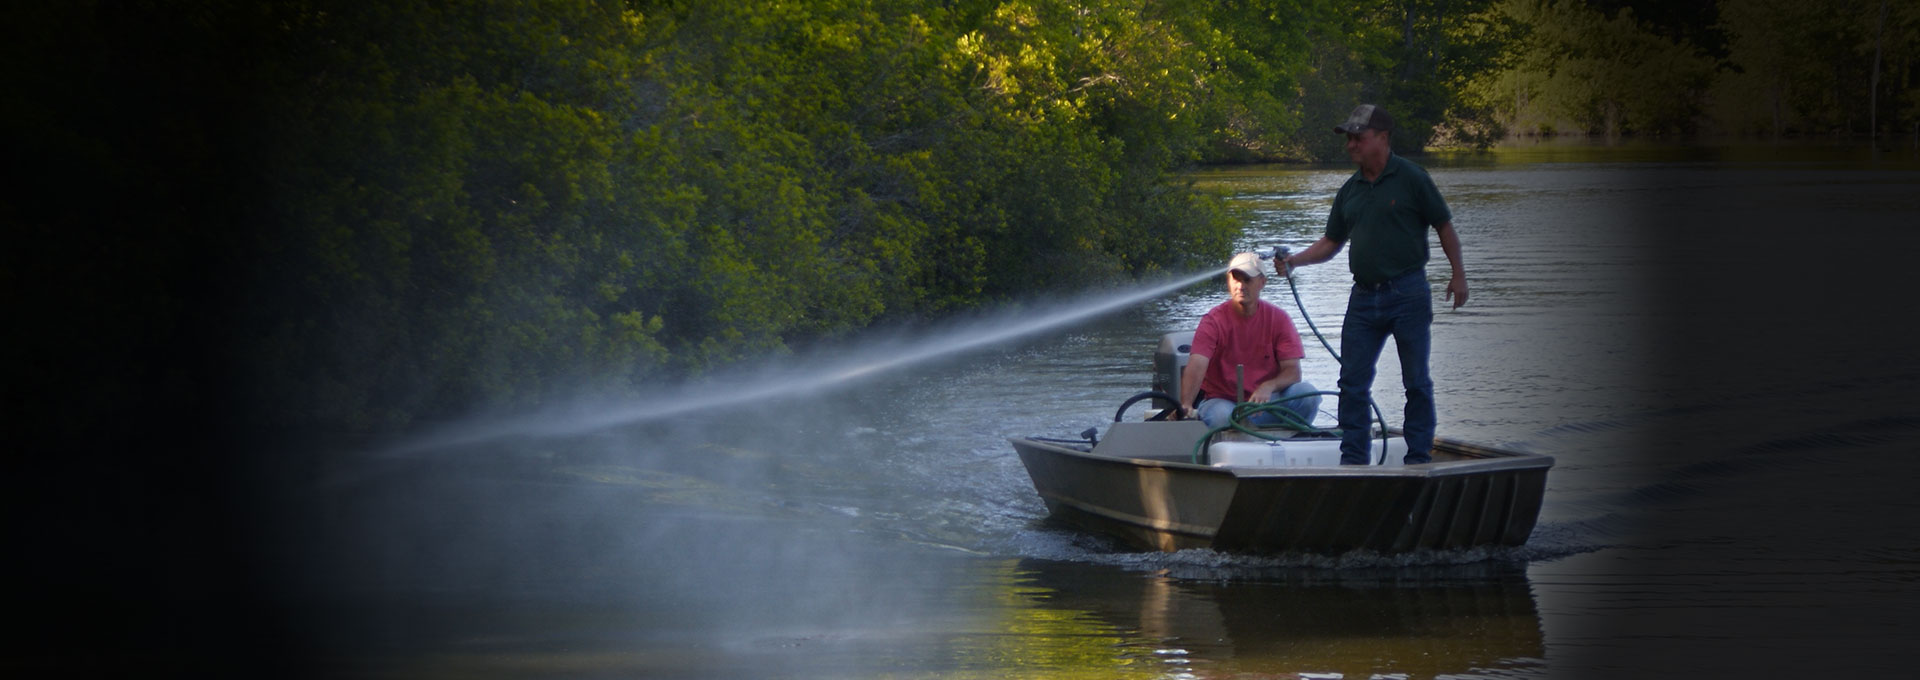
1209, 362, 1338, 466
1208, 439, 1347, 467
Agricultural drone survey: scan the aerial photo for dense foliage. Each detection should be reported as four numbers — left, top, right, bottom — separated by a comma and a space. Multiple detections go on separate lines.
1461, 0, 1920, 139
238, 0, 1293, 428
8, 0, 1916, 433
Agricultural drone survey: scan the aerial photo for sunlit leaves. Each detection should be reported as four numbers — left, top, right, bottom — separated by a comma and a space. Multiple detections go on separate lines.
233, 0, 1248, 428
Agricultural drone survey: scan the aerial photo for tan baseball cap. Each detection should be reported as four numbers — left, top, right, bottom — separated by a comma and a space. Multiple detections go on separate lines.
1228, 252, 1265, 279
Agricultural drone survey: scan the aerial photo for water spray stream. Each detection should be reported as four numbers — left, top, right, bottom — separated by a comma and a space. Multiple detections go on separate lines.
380, 267, 1224, 456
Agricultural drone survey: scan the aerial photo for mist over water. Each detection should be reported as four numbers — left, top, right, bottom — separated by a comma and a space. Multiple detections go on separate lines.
378, 268, 1223, 457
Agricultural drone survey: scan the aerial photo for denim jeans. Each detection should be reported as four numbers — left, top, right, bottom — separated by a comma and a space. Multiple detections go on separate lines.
1338, 270, 1434, 465
1197, 381, 1323, 430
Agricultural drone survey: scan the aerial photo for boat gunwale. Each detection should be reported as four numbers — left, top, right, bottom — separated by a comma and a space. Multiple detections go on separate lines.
1007, 434, 1555, 480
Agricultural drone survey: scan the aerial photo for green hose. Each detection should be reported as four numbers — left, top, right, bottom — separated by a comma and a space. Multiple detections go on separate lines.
1188, 391, 1393, 466
1189, 391, 1340, 464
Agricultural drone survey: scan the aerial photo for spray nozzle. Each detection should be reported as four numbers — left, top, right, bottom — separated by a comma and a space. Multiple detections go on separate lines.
1262, 245, 1294, 277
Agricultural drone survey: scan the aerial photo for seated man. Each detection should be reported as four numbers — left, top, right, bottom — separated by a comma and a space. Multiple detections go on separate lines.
1178, 252, 1322, 429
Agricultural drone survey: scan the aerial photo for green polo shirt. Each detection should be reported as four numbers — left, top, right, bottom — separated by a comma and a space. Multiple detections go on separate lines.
1325, 154, 1452, 285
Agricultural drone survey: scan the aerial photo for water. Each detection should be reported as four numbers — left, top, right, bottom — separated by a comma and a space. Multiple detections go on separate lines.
251, 145, 1920, 678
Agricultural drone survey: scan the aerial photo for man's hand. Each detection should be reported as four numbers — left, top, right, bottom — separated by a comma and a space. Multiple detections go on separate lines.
1444, 275, 1469, 309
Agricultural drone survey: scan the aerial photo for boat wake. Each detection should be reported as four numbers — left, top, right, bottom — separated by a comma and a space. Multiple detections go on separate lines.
1000, 521, 1605, 578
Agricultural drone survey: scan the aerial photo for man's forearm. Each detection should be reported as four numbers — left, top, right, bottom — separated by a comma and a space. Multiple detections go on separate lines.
1180, 355, 1209, 408
1436, 222, 1465, 275
1283, 237, 1342, 270
1259, 364, 1301, 397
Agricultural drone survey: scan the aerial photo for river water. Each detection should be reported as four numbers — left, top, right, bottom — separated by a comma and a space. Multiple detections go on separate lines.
259, 142, 1920, 678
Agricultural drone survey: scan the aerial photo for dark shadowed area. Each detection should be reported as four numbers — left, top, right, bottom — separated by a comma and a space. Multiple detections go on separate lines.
10, 129, 1920, 680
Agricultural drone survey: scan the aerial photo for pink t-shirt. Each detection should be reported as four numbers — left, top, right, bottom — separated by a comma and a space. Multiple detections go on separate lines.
1190, 300, 1305, 402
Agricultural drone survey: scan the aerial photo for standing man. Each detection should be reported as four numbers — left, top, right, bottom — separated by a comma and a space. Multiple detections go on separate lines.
1178, 252, 1323, 430
1280, 104, 1467, 464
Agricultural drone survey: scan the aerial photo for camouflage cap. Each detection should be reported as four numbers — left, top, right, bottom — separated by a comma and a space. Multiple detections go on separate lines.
1333, 104, 1393, 135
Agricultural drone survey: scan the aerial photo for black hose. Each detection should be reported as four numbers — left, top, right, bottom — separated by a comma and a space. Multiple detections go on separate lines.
1114, 390, 1181, 423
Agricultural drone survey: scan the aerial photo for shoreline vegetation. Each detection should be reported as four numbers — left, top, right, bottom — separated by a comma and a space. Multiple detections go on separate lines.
9, 0, 1916, 435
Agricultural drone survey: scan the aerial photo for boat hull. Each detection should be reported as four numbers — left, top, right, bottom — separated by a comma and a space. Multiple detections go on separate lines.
1011, 422, 1552, 554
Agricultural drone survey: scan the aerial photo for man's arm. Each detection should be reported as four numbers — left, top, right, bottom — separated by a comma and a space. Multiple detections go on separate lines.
1281, 237, 1343, 274
1434, 221, 1467, 308
1248, 358, 1301, 403
1179, 353, 1210, 420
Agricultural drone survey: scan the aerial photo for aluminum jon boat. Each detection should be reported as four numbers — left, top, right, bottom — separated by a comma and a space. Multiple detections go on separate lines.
1009, 332, 1553, 555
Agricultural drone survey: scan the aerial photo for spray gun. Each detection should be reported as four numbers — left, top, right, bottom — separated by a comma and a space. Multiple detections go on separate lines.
1259, 245, 1293, 278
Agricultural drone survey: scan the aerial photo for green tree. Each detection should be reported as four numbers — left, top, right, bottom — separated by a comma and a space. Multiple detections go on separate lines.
1712, 0, 1920, 138
220, 0, 1250, 429
1466, 0, 1716, 138
1278, 0, 1509, 159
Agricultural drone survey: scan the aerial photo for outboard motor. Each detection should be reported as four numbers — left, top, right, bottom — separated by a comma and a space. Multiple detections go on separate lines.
1151, 331, 1195, 410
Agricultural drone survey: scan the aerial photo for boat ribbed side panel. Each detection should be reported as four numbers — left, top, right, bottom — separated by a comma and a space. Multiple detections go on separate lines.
1218, 476, 1423, 554
1393, 469, 1549, 550
1501, 469, 1549, 545
1389, 483, 1434, 552
1410, 474, 1464, 549
1359, 478, 1426, 552
1316, 477, 1417, 552
1214, 478, 1314, 552
1447, 474, 1490, 548
1470, 472, 1508, 546
1168, 465, 1551, 553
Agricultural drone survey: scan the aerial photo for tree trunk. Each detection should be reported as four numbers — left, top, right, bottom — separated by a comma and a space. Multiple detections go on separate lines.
1871, 0, 1889, 139
1770, 78, 1784, 139
1401, 1, 1417, 81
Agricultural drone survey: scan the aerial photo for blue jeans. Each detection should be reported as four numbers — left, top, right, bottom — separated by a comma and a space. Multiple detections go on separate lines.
1338, 270, 1434, 465
1198, 381, 1323, 430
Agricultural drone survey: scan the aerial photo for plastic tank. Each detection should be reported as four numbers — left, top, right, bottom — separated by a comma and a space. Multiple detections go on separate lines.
1208, 440, 1344, 467
1151, 331, 1194, 410
1210, 437, 1411, 467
